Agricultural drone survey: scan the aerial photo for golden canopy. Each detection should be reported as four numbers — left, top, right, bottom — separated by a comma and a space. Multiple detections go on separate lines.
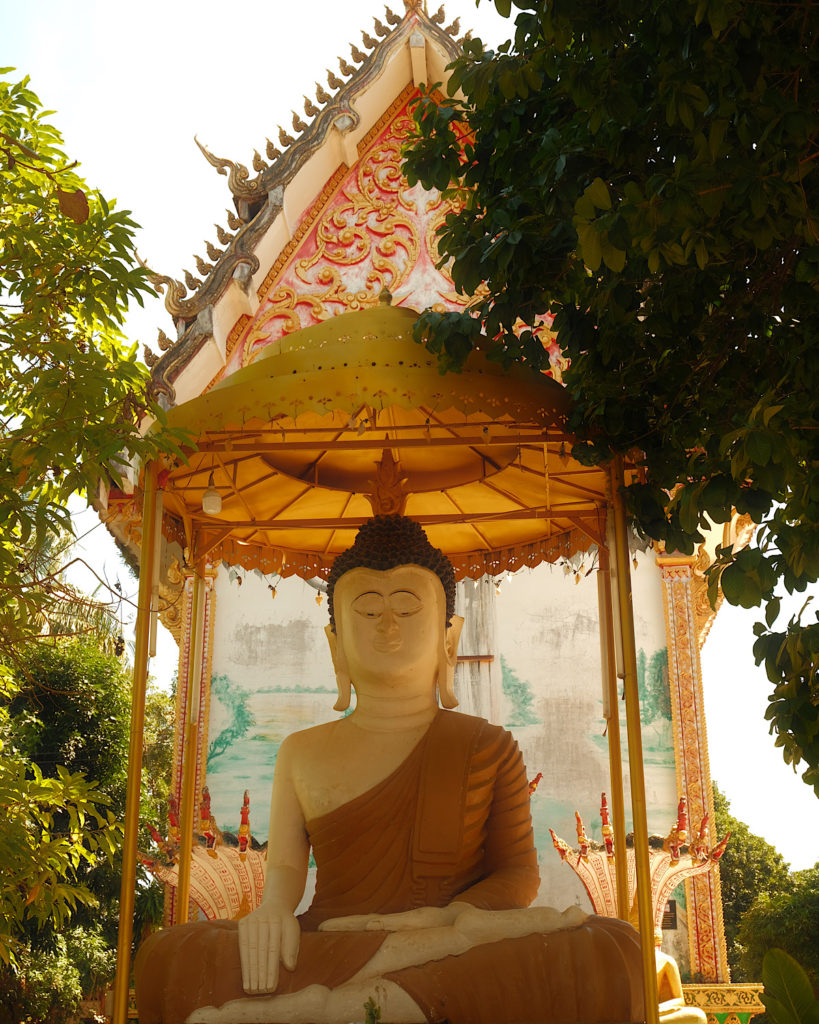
118, 308, 661, 1024
159, 305, 608, 578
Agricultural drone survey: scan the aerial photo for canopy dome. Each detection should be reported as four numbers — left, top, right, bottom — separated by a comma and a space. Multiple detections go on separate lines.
159, 306, 606, 579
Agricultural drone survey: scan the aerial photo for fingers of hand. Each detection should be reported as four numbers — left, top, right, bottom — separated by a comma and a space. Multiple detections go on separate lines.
239, 915, 281, 994
240, 916, 262, 993
265, 920, 281, 993
319, 914, 368, 932
374, 909, 431, 931
281, 913, 301, 972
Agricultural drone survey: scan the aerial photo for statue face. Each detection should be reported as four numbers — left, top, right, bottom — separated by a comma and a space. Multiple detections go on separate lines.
332, 565, 446, 690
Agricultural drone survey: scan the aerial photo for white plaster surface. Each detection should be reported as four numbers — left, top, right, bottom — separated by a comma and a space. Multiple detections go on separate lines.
203, 549, 681, 934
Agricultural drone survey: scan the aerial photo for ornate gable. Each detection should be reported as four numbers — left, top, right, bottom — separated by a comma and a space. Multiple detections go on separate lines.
218, 87, 475, 382
145, 3, 474, 405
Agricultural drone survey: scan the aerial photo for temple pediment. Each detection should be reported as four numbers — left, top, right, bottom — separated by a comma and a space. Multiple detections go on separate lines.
145, 3, 483, 406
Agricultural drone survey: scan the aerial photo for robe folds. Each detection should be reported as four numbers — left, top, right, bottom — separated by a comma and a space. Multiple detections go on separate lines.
135, 711, 644, 1024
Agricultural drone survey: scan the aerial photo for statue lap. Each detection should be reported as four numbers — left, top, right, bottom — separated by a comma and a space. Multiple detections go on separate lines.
135, 914, 645, 1024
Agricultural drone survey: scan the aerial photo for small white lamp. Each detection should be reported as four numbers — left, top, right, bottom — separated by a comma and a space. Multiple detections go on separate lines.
202, 472, 222, 516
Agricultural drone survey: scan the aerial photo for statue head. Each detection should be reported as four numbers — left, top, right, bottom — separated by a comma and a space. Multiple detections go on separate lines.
325, 516, 463, 711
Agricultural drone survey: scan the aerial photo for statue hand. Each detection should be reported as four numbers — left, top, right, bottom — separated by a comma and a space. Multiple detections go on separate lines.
237, 901, 301, 994
319, 902, 470, 933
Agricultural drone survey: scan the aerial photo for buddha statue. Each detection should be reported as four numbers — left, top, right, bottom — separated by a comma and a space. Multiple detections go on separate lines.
135, 516, 644, 1024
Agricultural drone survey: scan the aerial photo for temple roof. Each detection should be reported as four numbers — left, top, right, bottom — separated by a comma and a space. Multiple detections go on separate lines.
109, 3, 589, 586
143, 2, 476, 406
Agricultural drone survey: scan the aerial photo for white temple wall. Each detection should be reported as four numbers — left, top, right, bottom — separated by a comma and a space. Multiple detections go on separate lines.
202, 547, 679, 926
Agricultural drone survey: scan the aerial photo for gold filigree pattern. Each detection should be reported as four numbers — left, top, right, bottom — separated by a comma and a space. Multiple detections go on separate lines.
255, 165, 349, 301
168, 572, 216, 925
158, 557, 185, 643
658, 557, 730, 983
241, 100, 424, 368
683, 984, 765, 1024
213, 85, 568, 383
365, 449, 408, 515
692, 541, 723, 647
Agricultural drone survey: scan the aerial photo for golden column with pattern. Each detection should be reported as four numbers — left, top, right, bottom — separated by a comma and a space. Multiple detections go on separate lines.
657, 553, 730, 982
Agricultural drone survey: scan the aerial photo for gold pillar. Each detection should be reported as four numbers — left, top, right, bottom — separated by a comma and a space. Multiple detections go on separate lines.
610, 457, 660, 1024
113, 463, 160, 1024
657, 553, 730, 982
597, 542, 630, 920
175, 565, 207, 923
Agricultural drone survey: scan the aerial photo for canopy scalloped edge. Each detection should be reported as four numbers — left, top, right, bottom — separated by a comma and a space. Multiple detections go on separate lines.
210, 525, 598, 583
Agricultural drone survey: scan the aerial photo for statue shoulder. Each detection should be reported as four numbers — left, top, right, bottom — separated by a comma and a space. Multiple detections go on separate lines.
438, 710, 516, 754
278, 720, 341, 765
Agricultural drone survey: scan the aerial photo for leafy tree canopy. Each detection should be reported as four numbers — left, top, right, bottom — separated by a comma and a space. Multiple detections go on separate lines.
712, 783, 793, 980
739, 867, 819, 990
0, 666, 118, 966
0, 72, 185, 666
403, 0, 819, 793
0, 639, 174, 1010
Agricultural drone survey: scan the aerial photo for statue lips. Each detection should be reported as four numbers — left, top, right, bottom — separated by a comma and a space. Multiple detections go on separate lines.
373, 638, 402, 652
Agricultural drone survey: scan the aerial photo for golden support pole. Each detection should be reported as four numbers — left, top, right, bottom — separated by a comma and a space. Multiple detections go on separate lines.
610, 456, 660, 1024
596, 542, 630, 920
175, 564, 207, 923
113, 462, 159, 1024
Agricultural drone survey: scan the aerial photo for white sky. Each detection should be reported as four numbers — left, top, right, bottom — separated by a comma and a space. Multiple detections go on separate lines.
6, 0, 817, 869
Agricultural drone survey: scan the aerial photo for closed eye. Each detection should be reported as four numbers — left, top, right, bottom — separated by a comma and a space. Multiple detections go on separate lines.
389, 590, 422, 616
352, 592, 384, 618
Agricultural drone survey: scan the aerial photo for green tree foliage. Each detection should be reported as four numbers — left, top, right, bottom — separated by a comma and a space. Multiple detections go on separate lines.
141, 680, 175, 836
739, 868, 819, 990
712, 784, 793, 980
6, 643, 174, 941
207, 673, 255, 768
403, 0, 819, 793
8, 641, 131, 810
761, 948, 819, 1024
500, 654, 539, 726
0, 71, 185, 666
0, 667, 118, 965
637, 648, 671, 726
0, 926, 114, 1024
0, 639, 175, 1016
1, 72, 182, 1012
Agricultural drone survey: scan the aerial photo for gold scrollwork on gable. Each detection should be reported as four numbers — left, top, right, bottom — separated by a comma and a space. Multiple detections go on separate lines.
243, 95, 423, 367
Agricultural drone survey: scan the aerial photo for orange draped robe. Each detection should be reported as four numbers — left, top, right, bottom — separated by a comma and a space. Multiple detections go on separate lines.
135, 712, 643, 1023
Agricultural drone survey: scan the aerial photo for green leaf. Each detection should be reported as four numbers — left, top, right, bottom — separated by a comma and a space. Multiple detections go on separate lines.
761, 949, 819, 1024
721, 562, 763, 608
602, 243, 626, 273
765, 597, 781, 627
577, 223, 602, 271
586, 177, 612, 211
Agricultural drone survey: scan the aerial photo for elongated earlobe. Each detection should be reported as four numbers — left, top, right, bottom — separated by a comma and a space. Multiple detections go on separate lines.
325, 624, 352, 711
437, 614, 464, 709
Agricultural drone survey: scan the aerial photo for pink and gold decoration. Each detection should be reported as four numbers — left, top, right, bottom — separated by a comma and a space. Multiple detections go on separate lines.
550, 794, 729, 938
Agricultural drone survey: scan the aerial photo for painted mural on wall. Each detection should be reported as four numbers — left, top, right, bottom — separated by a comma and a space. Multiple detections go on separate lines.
205, 573, 341, 844
491, 550, 685, 965
202, 550, 684, 952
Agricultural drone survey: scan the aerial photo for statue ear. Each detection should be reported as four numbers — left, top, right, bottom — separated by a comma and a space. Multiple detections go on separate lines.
437, 614, 464, 710
325, 624, 352, 712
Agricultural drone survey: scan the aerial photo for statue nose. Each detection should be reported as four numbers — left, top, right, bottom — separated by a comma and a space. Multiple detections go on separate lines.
377, 606, 399, 633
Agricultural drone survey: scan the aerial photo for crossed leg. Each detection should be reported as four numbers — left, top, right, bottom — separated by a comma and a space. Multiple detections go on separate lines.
187, 979, 424, 1024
